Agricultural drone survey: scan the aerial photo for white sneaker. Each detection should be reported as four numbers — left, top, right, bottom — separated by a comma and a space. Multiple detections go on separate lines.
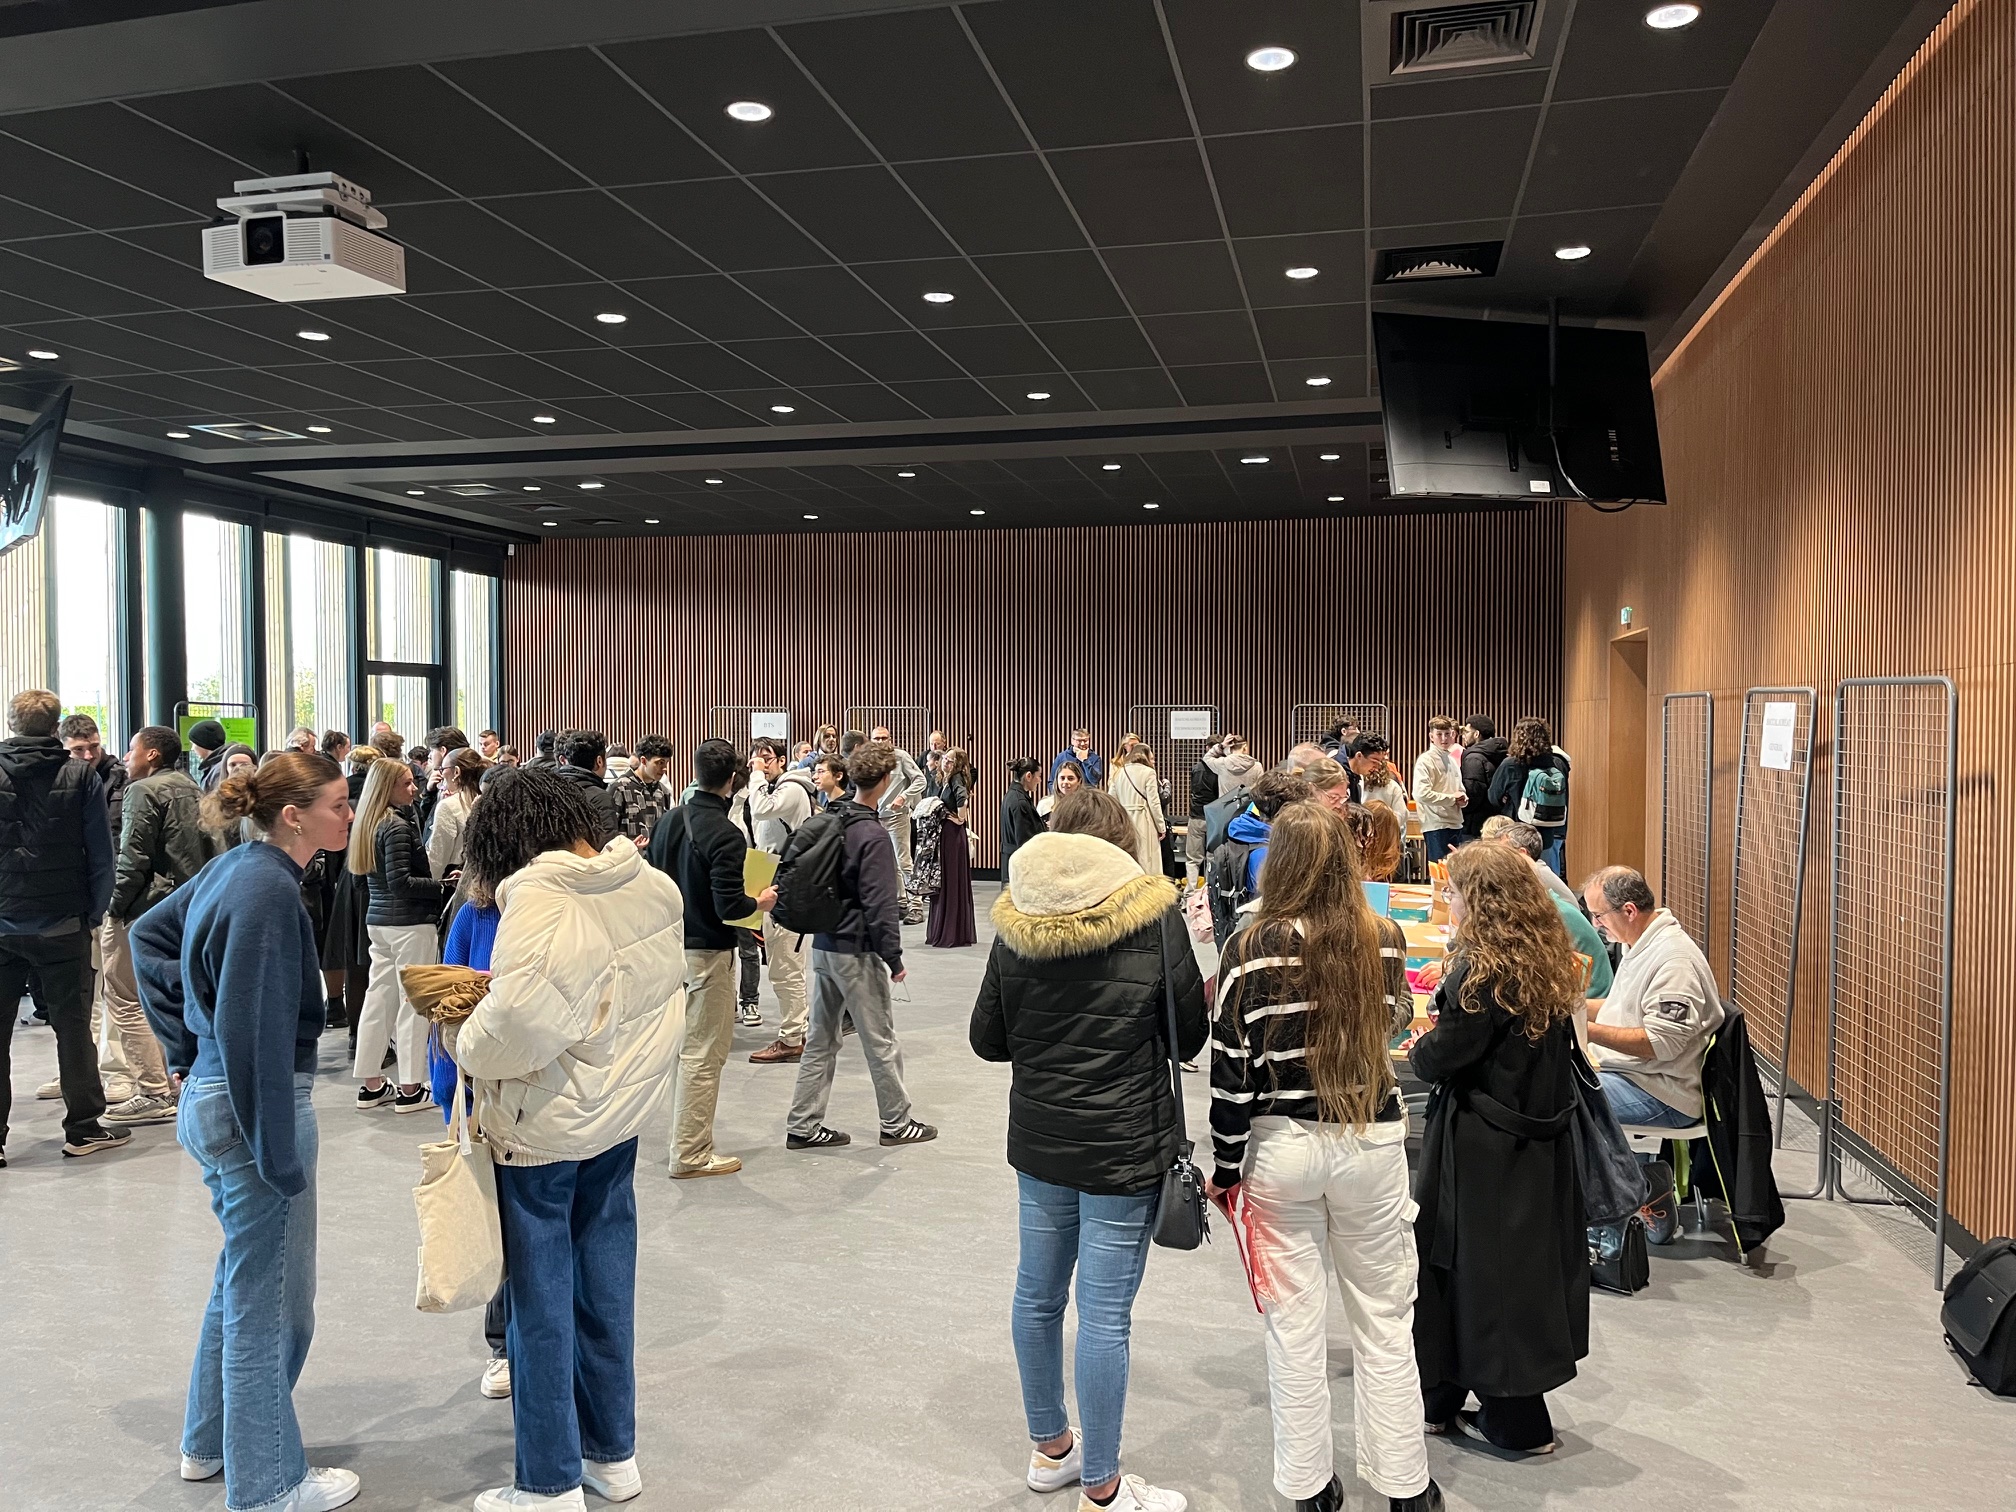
480, 1356, 512, 1398
582, 1456, 642, 1501
105, 1091, 179, 1126
284, 1466, 362, 1512
36, 1078, 61, 1100
1029, 1429, 1083, 1492
103, 1074, 137, 1105
179, 1453, 222, 1481
474, 1487, 585, 1511
1081, 1474, 1187, 1512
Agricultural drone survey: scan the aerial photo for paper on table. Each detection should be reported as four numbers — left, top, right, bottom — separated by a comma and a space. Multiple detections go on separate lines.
722, 850, 780, 930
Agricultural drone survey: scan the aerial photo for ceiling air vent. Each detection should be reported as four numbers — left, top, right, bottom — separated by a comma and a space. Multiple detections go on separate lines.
1391, 1, 1539, 75
189, 421, 304, 442
1375, 240, 1503, 284
440, 483, 509, 497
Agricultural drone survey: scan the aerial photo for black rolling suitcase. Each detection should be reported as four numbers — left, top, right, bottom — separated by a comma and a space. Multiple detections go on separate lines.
1942, 1238, 2016, 1394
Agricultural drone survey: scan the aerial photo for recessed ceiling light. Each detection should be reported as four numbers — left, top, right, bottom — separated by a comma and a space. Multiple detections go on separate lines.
644, 518, 660, 524
166, 430, 191, 438
1327, 495, 1345, 503
1240, 455, 1269, 464
296, 329, 330, 342
1026, 390, 1051, 400
27, 349, 57, 360
1142, 502, 1160, 510
305, 424, 331, 433
704, 477, 724, 485
922, 291, 955, 304
578, 481, 604, 490
770, 404, 795, 413
969, 508, 985, 516
897, 470, 917, 478
1246, 45, 1296, 72
1319, 452, 1341, 461
1305, 375, 1331, 387
406, 489, 425, 497
594, 312, 627, 325
523, 486, 541, 492
1644, 3, 1701, 29
532, 414, 557, 424
726, 100, 773, 122
803, 513, 819, 520
1555, 244, 1593, 261
542, 521, 558, 528
1101, 463, 1121, 471
1285, 266, 1319, 280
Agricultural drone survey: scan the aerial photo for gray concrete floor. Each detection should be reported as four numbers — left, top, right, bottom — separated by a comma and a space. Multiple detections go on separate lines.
3, 882, 2014, 1510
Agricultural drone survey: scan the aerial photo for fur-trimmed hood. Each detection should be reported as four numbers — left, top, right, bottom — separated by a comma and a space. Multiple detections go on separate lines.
993, 831, 1176, 959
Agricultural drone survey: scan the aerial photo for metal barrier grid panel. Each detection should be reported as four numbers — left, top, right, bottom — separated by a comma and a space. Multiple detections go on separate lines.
1288, 702, 1389, 756
844, 705, 934, 763
1661, 692, 1714, 954
1828, 677, 1956, 1280
1126, 704, 1219, 821
706, 705, 792, 747
1730, 688, 1816, 1092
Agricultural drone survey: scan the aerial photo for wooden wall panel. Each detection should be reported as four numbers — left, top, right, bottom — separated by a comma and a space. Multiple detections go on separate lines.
1563, 0, 2015, 1241
504, 511, 1563, 871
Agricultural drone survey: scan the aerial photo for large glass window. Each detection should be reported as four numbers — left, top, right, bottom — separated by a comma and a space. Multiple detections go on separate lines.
369, 546, 436, 662
183, 513, 251, 710
367, 673, 431, 750
451, 569, 497, 737
49, 494, 124, 740
0, 526, 48, 697
264, 533, 356, 740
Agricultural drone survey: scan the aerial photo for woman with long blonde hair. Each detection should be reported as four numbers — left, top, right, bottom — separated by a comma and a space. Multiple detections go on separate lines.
1207, 803, 1435, 1512
345, 756, 448, 1112
1409, 841, 1586, 1457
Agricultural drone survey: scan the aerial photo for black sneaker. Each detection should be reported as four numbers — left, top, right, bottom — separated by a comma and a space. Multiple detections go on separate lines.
880, 1120, 938, 1146
786, 1126, 851, 1150
1390, 1482, 1444, 1512
62, 1126, 133, 1158
356, 1082, 397, 1111
324, 996, 347, 1030
1642, 1159, 1679, 1245
393, 1087, 435, 1115
1296, 1474, 1343, 1512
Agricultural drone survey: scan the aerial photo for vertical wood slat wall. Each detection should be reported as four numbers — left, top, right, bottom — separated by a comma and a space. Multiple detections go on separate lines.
504, 511, 1563, 871
1562, 0, 2014, 1242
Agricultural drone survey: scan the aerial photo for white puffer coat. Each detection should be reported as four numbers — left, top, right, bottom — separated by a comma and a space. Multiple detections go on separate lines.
455, 838, 687, 1166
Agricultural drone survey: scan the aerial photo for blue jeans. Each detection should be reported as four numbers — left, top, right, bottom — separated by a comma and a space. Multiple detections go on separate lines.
1011, 1173, 1157, 1487
1423, 828, 1462, 864
496, 1138, 639, 1495
1600, 1072, 1696, 1130
1541, 832, 1566, 879
178, 1075, 319, 1512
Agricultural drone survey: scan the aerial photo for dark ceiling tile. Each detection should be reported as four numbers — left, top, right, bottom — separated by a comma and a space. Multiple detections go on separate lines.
537, 395, 681, 435
1102, 240, 1245, 315
733, 266, 901, 336
1074, 367, 1182, 409
1253, 301, 1365, 360
604, 29, 876, 174
0, 245, 166, 318
966, 0, 1191, 149
391, 200, 590, 287
780, 7, 1028, 162
0, 324, 145, 378
926, 324, 1057, 377
1370, 108, 1539, 227
0, 295, 69, 337
220, 368, 361, 413
263, 364, 431, 407
823, 330, 965, 383
0, 191, 78, 242
205, 303, 416, 363
406, 289, 604, 354
1234, 231, 1366, 306
510, 284, 696, 347
0, 131, 194, 232
1208, 126, 1363, 236
8, 232, 209, 312
1490, 203, 1661, 313
437, 49, 726, 186
757, 166, 956, 263
107, 369, 269, 414
109, 308, 297, 365
67, 381, 181, 419
481, 191, 706, 281
398, 243, 488, 295
1521, 93, 1725, 215
720, 336, 869, 388
973, 374, 1095, 412
1141, 310, 1260, 367
128, 82, 442, 205
1049, 141, 1222, 245
849, 259, 1015, 327
973, 250, 1127, 323
629, 342, 771, 391
620, 178, 829, 272
280, 67, 583, 199
1162, 0, 1364, 133
1266, 356, 1366, 397
382, 402, 503, 439
527, 346, 694, 397
1028, 317, 1159, 372
345, 358, 523, 406
896, 155, 1085, 256
311, 294, 505, 358
621, 275, 802, 342
2, 102, 246, 232
444, 352, 593, 401
1370, 68, 1551, 120
1554, 1, 1772, 100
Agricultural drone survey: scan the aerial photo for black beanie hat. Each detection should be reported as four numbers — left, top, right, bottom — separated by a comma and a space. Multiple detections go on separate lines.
187, 718, 228, 750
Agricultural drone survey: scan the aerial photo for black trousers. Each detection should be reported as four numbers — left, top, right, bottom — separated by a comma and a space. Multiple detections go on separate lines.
484, 1273, 511, 1358
736, 928, 762, 1006
1423, 1381, 1554, 1450
0, 928, 106, 1147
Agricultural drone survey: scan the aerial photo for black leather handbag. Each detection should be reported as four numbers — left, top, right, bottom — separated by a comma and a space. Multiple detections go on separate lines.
1151, 919, 1209, 1251
1943, 1238, 2016, 1394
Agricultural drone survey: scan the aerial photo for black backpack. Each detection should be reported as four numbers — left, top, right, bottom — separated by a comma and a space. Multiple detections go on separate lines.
1205, 837, 1262, 947
1943, 1238, 2016, 1394
770, 806, 864, 937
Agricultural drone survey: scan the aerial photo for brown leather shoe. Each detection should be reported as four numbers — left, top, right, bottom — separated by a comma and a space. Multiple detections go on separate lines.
748, 1038, 803, 1064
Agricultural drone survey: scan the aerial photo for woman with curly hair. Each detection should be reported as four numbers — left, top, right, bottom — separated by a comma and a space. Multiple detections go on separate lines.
1410, 840, 1587, 1457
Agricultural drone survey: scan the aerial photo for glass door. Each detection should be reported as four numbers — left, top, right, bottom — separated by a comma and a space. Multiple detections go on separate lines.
367, 672, 438, 750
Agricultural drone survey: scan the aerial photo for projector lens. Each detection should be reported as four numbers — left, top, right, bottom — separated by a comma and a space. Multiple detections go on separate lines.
244, 215, 285, 266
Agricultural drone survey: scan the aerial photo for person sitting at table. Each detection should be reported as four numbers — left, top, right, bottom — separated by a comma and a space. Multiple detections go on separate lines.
1479, 816, 1577, 909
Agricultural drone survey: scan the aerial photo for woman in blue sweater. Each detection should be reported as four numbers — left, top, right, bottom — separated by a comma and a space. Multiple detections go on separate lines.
131, 751, 361, 1512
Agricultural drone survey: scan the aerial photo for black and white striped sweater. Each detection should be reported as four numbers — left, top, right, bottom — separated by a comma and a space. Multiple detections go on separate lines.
1208, 915, 1414, 1187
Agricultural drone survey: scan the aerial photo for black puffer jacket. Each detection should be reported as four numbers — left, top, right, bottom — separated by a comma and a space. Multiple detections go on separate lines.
971, 832, 1209, 1196
364, 814, 447, 926
555, 762, 620, 848
1459, 735, 1509, 836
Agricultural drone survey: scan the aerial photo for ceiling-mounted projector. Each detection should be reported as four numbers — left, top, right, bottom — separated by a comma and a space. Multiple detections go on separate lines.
201, 171, 405, 301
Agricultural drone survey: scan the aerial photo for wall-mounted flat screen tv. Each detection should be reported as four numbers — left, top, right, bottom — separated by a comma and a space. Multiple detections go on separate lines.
1, 384, 72, 559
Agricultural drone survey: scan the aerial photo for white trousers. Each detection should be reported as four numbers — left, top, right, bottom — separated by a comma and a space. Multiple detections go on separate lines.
1243, 1115, 1430, 1502
352, 922, 437, 1085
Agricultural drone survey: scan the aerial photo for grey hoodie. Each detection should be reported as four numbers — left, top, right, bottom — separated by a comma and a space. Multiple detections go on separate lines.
1205, 749, 1261, 799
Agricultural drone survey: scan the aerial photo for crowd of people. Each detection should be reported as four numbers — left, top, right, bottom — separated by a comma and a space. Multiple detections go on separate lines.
0, 689, 1739, 1512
